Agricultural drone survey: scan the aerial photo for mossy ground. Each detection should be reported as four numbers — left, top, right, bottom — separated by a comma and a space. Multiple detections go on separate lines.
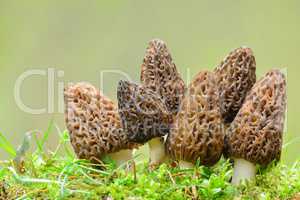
0, 128, 299, 200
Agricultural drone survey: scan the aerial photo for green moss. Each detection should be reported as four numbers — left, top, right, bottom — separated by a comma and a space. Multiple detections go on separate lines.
0, 156, 299, 199
0, 130, 299, 200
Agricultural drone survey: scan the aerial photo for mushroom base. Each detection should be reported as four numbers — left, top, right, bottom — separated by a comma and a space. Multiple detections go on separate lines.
148, 138, 166, 166
232, 158, 256, 185
178, 160, 194, 169
108, 149, 133, 167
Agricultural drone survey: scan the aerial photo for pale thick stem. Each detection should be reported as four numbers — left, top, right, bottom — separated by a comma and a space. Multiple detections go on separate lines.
178, 160, 194, 169
148, 138, 166, 165
108, 149, 133, 167
232, 158, 256, 185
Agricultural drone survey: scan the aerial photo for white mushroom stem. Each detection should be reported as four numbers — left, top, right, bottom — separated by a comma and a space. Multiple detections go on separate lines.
108, 149, 133, 167
148, 137, 166, 165
232, 158, 256, 185
178, 160, 194, 169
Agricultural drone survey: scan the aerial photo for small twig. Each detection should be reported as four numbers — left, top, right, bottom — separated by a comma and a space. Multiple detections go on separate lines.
76, 163, 110, 176
167, 170, 176, 185
8, 167, 61, 185
171, 172, 185, 177
192, 171, 200, 200
132, 160, 137, 183
191, 185, 198, 200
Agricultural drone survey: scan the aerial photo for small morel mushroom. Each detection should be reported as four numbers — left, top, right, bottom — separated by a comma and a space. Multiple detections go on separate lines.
140, 39, 185, 166
166, 71, 224, 168
117, 80, 172, 166
141, 39, 185, 116
214, 47, 256, 123
64, 82, 135, 166
226, 69, 287, 185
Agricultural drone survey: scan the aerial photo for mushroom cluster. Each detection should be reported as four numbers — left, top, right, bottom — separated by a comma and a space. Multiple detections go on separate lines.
64, 40, 287, 186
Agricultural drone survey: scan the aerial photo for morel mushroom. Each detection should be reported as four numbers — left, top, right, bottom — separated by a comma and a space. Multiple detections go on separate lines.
64, 82, 135, 166
166, 71, 224, 168
141, 39, 185, 116
117, 80, 172, 166
225, 69, 286, 185
214, 47, 256, 123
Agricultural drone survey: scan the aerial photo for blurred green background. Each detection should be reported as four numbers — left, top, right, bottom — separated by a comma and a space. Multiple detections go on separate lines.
0, 1, 299, 164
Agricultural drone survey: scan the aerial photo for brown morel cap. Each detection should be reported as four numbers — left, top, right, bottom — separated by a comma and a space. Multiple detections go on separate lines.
64, 82, 134, 163
226, 69, 287, 166
141, 39, 185, 116
214, 47, 256, 123
117, 80, 172, 144
167, 71, 224, 166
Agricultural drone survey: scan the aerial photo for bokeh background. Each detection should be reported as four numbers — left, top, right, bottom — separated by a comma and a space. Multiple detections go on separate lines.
0, 1, 299, 164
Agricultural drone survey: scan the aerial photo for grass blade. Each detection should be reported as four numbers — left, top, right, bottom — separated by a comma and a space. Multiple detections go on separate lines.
40, 119, 54, 149
0, 132, 16, 157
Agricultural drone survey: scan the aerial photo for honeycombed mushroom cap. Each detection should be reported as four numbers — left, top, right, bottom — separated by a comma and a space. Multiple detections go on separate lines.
141, 39, 185, 116
167, 71, 224, 166
64, 82, 134, 162
117, 80, 172, 144
214, 47, 256, 123
226, 69, 286, 166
